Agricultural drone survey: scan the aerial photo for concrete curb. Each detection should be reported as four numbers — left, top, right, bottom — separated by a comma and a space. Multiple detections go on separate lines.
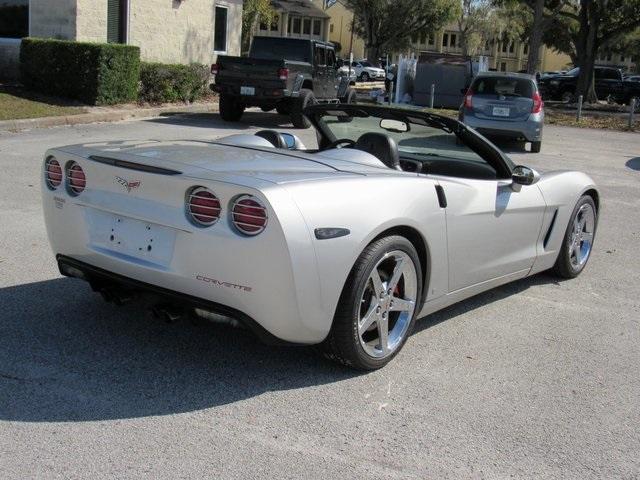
0, 102, 219, 133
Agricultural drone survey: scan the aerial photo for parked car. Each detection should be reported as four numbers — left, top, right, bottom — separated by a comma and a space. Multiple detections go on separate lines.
459, 72, 544, 152
350, 60, 386, 82
538, 66, 640, 104
211, 36, 356, 128
626, 75, 640, 82
41, 103, 598, 370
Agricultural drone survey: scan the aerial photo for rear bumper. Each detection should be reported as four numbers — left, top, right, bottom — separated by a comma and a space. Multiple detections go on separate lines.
462, 113, 543, 142
57, 255, 293, 345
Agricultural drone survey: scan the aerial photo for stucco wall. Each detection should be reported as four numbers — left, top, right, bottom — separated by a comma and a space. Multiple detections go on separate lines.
29, 0, 77, 40
75, 0, 107, 43
128, 0, 242, 65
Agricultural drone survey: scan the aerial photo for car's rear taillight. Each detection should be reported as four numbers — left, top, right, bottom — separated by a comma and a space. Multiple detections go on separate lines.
67, 162, 86, 195
187, 187, 221, 226
211, 63, 220, 75
45, 157, 62, 189
532, 91, 543, 113
464, 89, 473, 109
278, 68, 289, 81
232, 195, 268, 236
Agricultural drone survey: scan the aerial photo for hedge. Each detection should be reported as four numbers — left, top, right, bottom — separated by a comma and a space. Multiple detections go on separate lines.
20, 38, 140, 105
139, 62, 210, 103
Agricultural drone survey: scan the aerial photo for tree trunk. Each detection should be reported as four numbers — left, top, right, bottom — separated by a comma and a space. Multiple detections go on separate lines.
526, 0, 545, 74
575, 0, 599, 102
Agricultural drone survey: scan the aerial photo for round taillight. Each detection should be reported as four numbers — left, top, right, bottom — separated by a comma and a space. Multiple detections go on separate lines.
67, 162, 86, 195
45, 157, 62, 189
232, 195, 268, 236
187, 187, 221, 226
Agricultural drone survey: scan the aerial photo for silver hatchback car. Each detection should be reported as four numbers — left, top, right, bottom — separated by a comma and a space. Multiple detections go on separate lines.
459, 72, 544, 152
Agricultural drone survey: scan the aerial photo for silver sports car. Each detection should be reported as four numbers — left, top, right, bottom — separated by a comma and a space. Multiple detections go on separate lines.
41, 104, 599, 370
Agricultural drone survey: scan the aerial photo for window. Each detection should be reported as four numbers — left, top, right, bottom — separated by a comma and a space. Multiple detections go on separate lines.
314, 45, 326, 66
442, 33, 449, 47
508, 42, 514, 53
0, 1, 29, 38
303, 18, 311, 35
471, 76, 534, 97
214, 6, 228, 52
420, 31, 427, 45
329, 23, 334, 33
450, 34, 456, 48
523, 43, 528, 54
500, 62, 507, 71
259, 21, 268, 31
620, 55, 625, 62
501, 42, 507, 53
292, 17, 301, 34
428, 34, 434, 45
107, 0, 127, 43
270, 15, 279, 31
313, 19, 322, 36
250, 37, 311, 62
327, 48, 336, 67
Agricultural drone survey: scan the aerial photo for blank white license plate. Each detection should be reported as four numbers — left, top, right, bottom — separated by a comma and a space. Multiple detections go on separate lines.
240, 86, 255, 96
86, 209, 177, 267
492, 107, 510, 117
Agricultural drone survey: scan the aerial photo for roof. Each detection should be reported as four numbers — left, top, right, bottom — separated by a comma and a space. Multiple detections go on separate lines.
475, 71, 537, 81
271, 0, 330, 18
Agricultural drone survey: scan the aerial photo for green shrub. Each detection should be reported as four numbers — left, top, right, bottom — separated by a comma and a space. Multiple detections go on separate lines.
20, 38, 140, 105
139, 62, 210, 104
0, 5, 28, 38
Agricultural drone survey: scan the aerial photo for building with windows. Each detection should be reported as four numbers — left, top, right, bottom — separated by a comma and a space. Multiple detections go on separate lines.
252, 0, 330, 44
596, 49, 638, 74
311, 0, 364, 59
0, 0, 243, 79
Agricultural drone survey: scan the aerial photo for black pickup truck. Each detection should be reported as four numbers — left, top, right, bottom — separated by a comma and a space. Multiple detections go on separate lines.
539, 66, 640, 104
211, 36, 356, 128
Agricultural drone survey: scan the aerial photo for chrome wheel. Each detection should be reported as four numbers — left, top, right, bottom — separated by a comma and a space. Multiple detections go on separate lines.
569, 203, 595, 268
358, 250, 418, 359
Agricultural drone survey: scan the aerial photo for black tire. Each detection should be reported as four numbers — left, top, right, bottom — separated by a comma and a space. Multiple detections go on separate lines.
338, 88, 357, 123
260, 105, 274, 112
561, 90, 573, 103
219, 94, 244, 122
319, 235, 423, 370
531, 141, 542, 153
290, 88, 315, 129
551, 195, 597, 279
276, 102, 291, 115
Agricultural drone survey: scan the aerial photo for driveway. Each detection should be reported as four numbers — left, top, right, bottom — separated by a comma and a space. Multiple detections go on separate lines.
0, 111, 639, 479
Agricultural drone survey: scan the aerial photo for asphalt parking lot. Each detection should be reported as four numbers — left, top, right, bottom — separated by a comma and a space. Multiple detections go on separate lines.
0, 111, 639, 479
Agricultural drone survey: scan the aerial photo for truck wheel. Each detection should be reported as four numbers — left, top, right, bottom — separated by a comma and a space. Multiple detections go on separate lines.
338, 88, 357, 123
219, 94, 245, 122
531, 141, 542, 153
561, 90, 573, 103
361, 72, 370, 82
290, 89, 315, 129
260, 105, 274, 112
276, 102, 291, 115
319, 235, 422, 370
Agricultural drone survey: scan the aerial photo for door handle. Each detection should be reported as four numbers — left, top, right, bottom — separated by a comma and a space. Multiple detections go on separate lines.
435, 185, 447, 208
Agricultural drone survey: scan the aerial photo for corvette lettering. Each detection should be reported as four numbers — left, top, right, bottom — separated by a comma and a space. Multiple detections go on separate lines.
196, 275, 252, 292
114, 176, 141, 193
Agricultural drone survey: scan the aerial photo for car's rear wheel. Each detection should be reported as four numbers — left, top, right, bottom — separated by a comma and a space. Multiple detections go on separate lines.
552, 195, 597, 278
219, 94, 245, 122
320, 236, 422, 370
290, 88, 315, 129
531, 141, 542, 153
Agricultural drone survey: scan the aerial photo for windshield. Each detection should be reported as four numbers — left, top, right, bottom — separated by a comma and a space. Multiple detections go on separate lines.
359, 61, 373, 67
250, 38, 310, 63
314, 108, 498, 168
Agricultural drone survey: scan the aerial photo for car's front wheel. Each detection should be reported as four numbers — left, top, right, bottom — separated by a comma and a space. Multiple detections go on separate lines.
320, 236, 422, 370
552, 195, 597, 278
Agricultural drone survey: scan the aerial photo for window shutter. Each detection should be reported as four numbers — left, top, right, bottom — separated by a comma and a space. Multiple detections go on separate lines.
107, 0, 122, 43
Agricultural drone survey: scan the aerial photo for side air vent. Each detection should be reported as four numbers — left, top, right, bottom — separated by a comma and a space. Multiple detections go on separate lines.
543, 209, 558, 249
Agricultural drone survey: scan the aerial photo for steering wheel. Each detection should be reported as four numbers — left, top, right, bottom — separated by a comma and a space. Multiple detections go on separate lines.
325, 138, 356, 149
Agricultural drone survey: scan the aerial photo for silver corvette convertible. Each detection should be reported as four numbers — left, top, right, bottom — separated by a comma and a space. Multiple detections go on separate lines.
42, 104, 599, 370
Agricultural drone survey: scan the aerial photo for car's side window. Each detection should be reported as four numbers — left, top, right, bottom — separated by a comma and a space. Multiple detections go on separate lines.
327, 49, 336, 67
314, 46, 326, 67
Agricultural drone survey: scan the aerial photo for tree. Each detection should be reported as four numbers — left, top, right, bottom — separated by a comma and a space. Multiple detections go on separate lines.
345, 0, 459, 61
546, 0, 640, 101
456, 0, 493, 57
241, 0, 275, 54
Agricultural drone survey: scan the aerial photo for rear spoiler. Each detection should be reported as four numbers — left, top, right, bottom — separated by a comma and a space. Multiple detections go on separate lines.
88, 155, 182, 176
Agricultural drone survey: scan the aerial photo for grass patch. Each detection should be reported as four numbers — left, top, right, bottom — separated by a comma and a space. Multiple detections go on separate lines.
0, 86, 86, 121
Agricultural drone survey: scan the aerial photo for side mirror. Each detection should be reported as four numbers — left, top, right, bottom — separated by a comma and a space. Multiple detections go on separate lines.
280, 132, 297, 149
512, 165, 540, 186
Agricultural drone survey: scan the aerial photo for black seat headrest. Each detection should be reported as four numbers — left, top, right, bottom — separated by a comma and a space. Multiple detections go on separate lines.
355, 132, 401, 170
255, 130, 287, 149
